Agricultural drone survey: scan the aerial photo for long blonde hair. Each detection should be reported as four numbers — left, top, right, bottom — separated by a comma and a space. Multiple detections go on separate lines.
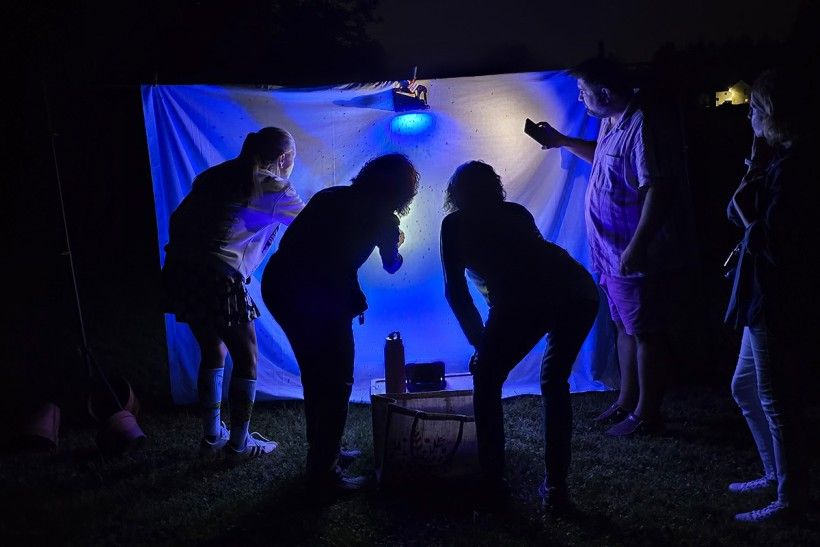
751, 69, 807, 147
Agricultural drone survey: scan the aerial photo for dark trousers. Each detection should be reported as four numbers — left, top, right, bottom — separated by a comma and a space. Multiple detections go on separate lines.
269, 305, 354, 479
471, 298, 598, 489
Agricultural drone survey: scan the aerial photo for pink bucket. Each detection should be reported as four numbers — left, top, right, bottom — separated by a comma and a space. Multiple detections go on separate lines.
95, 410, 146, 456
88, 376, 140, 423
19, 402, 61, 452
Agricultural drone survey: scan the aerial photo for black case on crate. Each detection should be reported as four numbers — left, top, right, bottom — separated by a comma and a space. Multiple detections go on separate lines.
405, 361, 446, 392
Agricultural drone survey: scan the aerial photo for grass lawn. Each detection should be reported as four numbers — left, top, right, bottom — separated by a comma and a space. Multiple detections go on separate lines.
3, 278, 818, 546
2, 384, 818, 546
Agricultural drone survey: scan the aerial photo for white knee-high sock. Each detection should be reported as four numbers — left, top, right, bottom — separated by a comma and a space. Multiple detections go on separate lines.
229, 377, 257, 450
198, 367, 224, 438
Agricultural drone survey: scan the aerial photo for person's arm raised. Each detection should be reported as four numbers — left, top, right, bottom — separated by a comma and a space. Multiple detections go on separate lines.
377, 214, 404, 274
536, 121, 596, 164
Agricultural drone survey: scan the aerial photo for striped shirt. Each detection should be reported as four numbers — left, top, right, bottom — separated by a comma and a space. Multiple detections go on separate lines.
585, 98, 685, 277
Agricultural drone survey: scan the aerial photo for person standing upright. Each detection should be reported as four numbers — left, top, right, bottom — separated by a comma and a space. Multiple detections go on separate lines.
725, 68, 816, 523
535, 57, 694, 436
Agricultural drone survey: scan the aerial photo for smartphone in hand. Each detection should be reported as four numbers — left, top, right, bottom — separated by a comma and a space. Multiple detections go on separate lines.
750, 135, 773, 167
524, 118, 554, 148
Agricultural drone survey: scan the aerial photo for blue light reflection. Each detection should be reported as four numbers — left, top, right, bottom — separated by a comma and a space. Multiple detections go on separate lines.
390, 113, 435, 135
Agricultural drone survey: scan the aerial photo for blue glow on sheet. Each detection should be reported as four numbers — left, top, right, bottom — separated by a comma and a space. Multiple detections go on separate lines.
142, 73, 617, 404
390, 113, 435, 135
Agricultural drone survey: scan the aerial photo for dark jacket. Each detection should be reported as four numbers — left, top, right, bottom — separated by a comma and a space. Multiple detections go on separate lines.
441, 201, 598, 347
725, 143, 820, 336
262, 186, 402, 320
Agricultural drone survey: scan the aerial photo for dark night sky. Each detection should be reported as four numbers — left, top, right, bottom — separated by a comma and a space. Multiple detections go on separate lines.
369, 0, 804, 77
5, 0, 810, 87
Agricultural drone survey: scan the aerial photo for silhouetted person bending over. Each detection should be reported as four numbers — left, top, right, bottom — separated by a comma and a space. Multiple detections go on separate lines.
440, 161, 598, 514
262, 153, 419, 497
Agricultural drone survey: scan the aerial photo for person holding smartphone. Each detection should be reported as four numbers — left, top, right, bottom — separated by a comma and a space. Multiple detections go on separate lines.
724, 68, 817, 523
533, 57, 695, 437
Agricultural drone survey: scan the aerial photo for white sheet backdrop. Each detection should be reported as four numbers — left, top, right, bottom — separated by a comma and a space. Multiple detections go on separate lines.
142, 70, 617, 404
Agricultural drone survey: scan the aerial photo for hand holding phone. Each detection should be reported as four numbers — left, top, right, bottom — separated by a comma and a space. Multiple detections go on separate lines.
524, 118, 562, 149
749, 135, 773, 168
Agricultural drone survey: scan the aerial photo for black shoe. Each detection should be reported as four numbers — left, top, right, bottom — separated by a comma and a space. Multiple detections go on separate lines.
605, 412, 664, 437
338, 448, 361, 470
331, 474, 368, 492
538, 481, 576, 517
306, 471, 369, 498
592, 402, 630, 425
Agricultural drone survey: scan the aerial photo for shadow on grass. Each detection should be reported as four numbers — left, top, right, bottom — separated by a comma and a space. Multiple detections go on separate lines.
204, 477, 375, 546
206, 472, 635, 546
2, 390, 818, 546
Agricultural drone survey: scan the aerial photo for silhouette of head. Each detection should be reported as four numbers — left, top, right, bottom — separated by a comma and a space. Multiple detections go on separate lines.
445, 161, 506, 212
240, 127, 296, 177
351, 154, 419, 216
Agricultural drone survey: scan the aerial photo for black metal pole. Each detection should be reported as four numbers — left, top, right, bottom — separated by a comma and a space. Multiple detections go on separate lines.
42, 81, 124, 412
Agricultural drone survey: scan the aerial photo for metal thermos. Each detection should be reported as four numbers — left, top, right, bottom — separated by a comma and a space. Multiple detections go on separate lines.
384, 331, 406, 394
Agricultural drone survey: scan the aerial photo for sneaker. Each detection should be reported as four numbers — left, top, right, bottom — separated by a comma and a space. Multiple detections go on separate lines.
198, 422, 229, 458
225, 432, 278, 464
734, 500, 804, 523
605, 412, 662, 437
593, 402, 630, 424
306, 470, 369, 500
338, 448, 361, 470
538, 481, 575, 517
728, 476, 775, 493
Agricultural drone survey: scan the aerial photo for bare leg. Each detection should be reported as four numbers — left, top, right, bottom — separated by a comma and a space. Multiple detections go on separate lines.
615, 324, 638, 410
633, 331, 668, 422
189, 323, 228, 371
219, 322, 258, 380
